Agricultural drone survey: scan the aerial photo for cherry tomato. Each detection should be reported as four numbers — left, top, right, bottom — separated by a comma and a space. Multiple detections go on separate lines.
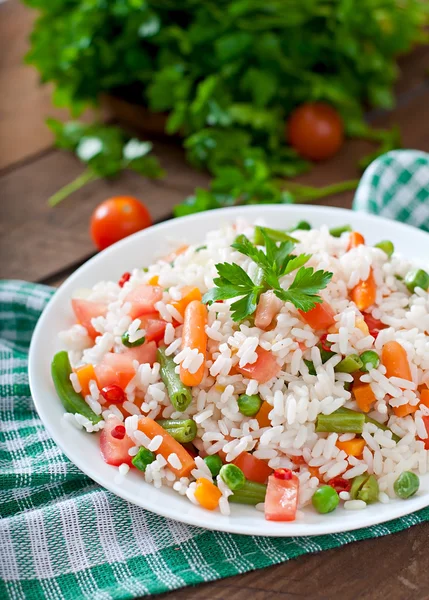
287, 102, 344, 161
90, 196, 152, 251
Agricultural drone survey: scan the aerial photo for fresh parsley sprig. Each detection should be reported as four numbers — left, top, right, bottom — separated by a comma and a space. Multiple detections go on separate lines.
202, 227, 333, 321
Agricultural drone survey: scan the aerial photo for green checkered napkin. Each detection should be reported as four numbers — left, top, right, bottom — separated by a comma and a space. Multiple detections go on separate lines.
2, 154, 429, 599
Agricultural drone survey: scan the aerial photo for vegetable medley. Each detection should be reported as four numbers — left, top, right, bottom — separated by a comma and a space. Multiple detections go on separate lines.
52, 220, 429, 521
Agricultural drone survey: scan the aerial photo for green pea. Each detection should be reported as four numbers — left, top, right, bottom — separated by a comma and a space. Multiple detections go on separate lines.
204, 455, 223, 478
375, 240, 394, 257
312, 485, 339, 514
329, 225, 352, 238
404, 269, 429, 293
293, 220, 311, 231
237, 394, 262, 417
359, 350, 380, 373
394, 471, 420, 499
335, 354, 363, 373
219, 464, 246, 491
122, 331, 146, 348
132, 447, 155, 472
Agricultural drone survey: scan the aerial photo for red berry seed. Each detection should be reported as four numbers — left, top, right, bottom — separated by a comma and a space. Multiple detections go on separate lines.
101, 385, 125, 405
111, 425, 126, 440
118, 272, 131, 288
274, 468, 293, 480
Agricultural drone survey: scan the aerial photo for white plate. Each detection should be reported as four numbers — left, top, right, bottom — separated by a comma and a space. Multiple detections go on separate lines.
29, 205, 429, 536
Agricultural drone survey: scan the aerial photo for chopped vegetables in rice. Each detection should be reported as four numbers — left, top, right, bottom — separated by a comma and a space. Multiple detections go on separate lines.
53, 220, 429, 522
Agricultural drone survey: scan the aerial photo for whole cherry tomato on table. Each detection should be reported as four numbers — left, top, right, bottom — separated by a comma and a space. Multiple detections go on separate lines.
90, 196, 152, 250
287, 102, 344, 161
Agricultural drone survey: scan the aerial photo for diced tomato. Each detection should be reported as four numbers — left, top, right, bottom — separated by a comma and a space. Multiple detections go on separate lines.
265, 470, 299, 522
124, 284, 163, 320
71, 299, 107, 339
100, 416, 134, 466
95, 342, 157, 389
328, 477, 351, 493
139, 313, 167, 343
236, 347, 280, 383
233, 452, 273, 484
362, 312, 387, 339
422, 416, 429, 450
298, 300, 336, 330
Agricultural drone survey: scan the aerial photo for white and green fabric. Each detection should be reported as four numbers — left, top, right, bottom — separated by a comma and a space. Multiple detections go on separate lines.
353, 150, 429, 230
2, 151, 429, 598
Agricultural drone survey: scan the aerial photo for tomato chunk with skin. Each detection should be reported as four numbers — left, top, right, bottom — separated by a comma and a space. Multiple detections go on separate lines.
124, 284, 163, 320
298, 300, 335, 330
95, 342, 157, 389
100, 416, 135, 467
236, 347, 280, 383
265, 471, 300, 522
139, 313, 167, 343
233, 452, 273, 484
71, 299, 107, 338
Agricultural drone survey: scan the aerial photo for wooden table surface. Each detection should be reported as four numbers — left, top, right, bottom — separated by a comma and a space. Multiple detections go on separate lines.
2, 2, 429, 598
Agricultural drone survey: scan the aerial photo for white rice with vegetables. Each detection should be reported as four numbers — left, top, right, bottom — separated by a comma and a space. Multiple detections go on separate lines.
53, 219, 429, 521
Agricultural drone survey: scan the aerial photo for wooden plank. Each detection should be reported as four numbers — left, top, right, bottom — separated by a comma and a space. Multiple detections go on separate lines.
0, 1, 108, 171
0, 142, 209, 281
156, 521, 429, 600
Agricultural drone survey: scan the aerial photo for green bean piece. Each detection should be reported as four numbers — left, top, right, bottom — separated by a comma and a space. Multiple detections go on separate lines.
157, 347, 192, 412
318, 345, 335, 363
237, 393, 262, 417
394, 471, 420, 499
156, 419, 197, 443
204, 455, 223, 478
121, 331, 146, 348
219, 464, 246, 491
374, 240, 394, 257
195, 245, 207, 252
292, 221, 311, 231
254, 226, 298, 246
356, 474, 379, 504
312, 485, 339, 514
404, 268, 429, 293
350, 474, 369, 500
335, 354, 363, 373
336, 407, 400, 443
132, 447, 155, 472
51, 351, 102, 425
303, 359, 316, 375
359, 350, 380, 373
229, 481, 267, 505
329, 225, 352, 237
316, 409, 365, 434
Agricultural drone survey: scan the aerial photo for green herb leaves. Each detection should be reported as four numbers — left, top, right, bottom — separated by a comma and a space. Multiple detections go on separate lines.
202, 227, 333, 321
46, 119, 164, 206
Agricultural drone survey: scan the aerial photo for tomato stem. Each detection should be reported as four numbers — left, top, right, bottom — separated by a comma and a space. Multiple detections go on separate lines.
283, 178, 359, 203
48, 169, 99, 207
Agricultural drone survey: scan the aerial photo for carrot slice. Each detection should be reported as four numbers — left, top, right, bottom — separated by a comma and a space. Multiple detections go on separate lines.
171, 286, 202, 317
194, 478, 222, 510
351, 268, 376, 311
137, 417, 195, 477
347, 231, 365, 251
420, 389, 429, 409
148, 275, 159, 286
393, 403, 418, 418
381, 341, 412, 381
308, 466, 322, 481
255, 401, 272, 428
180, 300, 207, 386
162, 244, 189, 264
336, 438, 366, 457
353, 382, 376, 413
75, 364, 97, 397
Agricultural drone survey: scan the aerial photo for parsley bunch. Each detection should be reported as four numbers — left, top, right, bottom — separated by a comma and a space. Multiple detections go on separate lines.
203, 228, 333, 321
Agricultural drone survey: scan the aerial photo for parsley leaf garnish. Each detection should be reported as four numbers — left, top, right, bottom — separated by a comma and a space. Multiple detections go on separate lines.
203, 227, 333, 321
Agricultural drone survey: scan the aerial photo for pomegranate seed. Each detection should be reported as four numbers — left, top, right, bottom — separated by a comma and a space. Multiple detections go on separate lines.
274, 468, 293, 480
101, 385, 125, 404
118, 272, 131, 288
111, 425, 126, 440
328, 476, 351, 493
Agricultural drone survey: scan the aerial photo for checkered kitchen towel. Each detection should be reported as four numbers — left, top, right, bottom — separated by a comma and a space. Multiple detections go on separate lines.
3, 152, 429, 599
